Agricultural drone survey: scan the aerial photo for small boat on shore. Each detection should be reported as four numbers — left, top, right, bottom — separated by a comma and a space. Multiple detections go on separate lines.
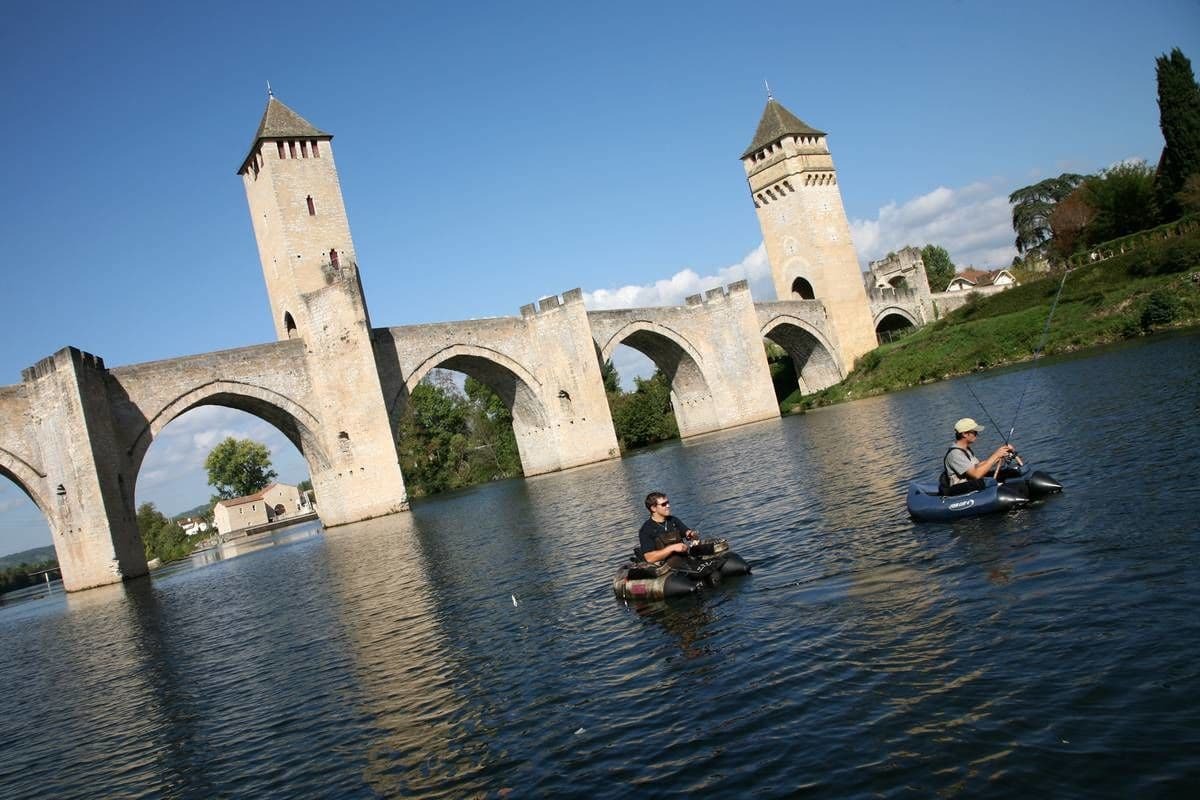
613, 539, 751, 601
906, 464, 1063, 522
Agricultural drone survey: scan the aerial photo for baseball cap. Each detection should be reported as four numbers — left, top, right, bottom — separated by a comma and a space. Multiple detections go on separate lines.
954, 418, 984, 434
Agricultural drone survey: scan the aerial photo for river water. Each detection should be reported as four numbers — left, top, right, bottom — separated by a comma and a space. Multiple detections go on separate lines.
1, 332, 1198, 798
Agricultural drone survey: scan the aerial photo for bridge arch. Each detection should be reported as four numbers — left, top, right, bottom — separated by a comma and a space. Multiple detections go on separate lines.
390, 343, 556, 474
761, 315, 844, 395
597, 319, 719, 438
127, 379, 332, 484
0, 446, 51, 517
874, 307, 919, 344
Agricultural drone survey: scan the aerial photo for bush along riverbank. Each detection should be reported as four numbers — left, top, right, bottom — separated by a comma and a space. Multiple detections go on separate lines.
784, 231, 1200, 412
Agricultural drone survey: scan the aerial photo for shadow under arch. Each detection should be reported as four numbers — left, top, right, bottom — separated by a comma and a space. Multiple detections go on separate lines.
0, 446, 51, 518
762, 315, 844, 395
126, 379, 332, 486
388, 343, 554, 474
597, 319, 719, 438
874, 308, 919, 344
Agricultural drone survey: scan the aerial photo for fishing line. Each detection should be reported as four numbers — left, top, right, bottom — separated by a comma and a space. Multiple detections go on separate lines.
962, 378, 1005, 436
961, 265, 1072, 445
1006, 266, 1072, 441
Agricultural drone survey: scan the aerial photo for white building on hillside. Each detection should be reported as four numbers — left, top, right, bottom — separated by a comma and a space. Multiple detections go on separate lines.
213, 483, 315, 536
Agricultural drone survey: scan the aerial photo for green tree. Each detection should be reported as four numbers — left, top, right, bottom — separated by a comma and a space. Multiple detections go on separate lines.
1140, 288, 1181, 330
137, 502, 192, 563
1178, 173, 1200, 215
1009, 173, 1089, 255
1081, 161, 1159, 244
0, 558, 58, 595
204, 437, 277, 500
463, 377, 522, 482
1048, 188, 1097, 260
599, 358, 621, 394
611, 370, 679, 449
920, 244, 955, 291
1154, 48, 1200, 221
396, 379, 471, 496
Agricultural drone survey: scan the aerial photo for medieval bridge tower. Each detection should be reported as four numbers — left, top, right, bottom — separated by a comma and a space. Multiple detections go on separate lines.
236, 96, 408, 526
741, 95, 876, 372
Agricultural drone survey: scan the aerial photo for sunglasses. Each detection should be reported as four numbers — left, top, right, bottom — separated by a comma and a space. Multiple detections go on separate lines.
657, 500, 670, 507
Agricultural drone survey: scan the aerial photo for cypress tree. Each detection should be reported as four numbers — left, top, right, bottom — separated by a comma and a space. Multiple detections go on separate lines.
1154, 48, 1200, 221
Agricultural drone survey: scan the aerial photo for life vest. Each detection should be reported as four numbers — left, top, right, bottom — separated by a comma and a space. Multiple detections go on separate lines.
939, 446, 984, 495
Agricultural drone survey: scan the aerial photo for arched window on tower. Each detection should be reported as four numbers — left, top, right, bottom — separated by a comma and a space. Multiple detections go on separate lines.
307, 195, 316, 216
791, 277, 816, 300
329, 249, 339, 268
284, 312, 298, 339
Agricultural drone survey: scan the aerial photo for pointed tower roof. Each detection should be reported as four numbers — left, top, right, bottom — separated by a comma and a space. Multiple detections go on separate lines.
740, 98, 825, 159
239, 96, 332, 172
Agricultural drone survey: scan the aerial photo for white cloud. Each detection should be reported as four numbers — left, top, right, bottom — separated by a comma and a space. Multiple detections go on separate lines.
584, 180, 1022, 322
581, 179, 1022, 385
850, 181, 1018, 270
583, 243, 775, 310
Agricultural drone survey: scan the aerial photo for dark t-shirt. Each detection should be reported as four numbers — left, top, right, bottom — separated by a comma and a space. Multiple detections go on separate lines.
638, 515, 690, 559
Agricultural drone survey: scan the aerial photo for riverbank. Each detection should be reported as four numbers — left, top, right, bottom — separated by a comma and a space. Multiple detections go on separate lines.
783, 232, 1200, 412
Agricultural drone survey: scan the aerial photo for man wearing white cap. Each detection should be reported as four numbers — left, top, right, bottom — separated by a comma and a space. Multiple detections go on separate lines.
940, 418, 1017, 495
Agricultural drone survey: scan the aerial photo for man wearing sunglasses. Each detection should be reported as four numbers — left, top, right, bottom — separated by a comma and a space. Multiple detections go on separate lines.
941, 418, 1017, 495
638, 491, 699, 563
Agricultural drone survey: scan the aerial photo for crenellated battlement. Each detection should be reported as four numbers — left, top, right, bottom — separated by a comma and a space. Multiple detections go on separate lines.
681, 281, 752, 307
21, 347, 106, 383
521, 288, 585, 318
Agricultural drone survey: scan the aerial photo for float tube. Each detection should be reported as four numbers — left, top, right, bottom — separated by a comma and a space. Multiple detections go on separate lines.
613, 539, 751, 601
906, 463, 1063, 522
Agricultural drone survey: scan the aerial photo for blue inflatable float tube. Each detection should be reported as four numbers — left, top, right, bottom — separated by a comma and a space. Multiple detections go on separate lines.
906, 464, 1063, 522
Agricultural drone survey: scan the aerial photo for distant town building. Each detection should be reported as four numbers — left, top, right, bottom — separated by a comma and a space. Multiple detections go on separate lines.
946, 267, 1017, 292
177, 517, 209, 536
213, 483, 315, 536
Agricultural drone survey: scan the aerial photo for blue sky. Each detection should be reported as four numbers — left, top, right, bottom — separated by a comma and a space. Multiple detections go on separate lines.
1, 0, 1197, 553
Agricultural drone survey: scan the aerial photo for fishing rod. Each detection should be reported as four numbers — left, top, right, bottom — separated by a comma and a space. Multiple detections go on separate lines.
1006, 265, 1072, 441
960, 264, 1072, 446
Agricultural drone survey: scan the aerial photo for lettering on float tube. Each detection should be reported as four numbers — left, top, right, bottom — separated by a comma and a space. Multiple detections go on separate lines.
948, 499, 975, 510
631, 582, 647, 595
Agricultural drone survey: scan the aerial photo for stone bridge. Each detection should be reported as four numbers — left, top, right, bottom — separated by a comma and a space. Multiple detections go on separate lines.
0, 278, 853, 591
0, 93, 880, 592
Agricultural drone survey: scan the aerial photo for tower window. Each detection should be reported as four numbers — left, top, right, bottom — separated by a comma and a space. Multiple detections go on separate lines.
329, 248, 339, 268
791, 277, 816, 300
284, 312, 298, 338
288, 141, 297, 159
307, 195, 316, 216
277, 141, 286, 159
312, 140, 320, 158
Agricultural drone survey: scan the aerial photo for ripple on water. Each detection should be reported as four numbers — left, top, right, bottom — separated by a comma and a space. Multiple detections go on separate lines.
2, 333, 1200, 797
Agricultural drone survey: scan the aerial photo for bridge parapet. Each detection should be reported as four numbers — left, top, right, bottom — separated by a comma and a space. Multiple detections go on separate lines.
753, 299, 828, 329
587, 281, 778, 436
868, 286, 930, 329
377, 286, 618, 476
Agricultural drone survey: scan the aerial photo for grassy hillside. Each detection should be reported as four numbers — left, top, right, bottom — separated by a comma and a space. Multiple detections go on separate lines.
784, 231, 1200, 411
0, 545, 56, 569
